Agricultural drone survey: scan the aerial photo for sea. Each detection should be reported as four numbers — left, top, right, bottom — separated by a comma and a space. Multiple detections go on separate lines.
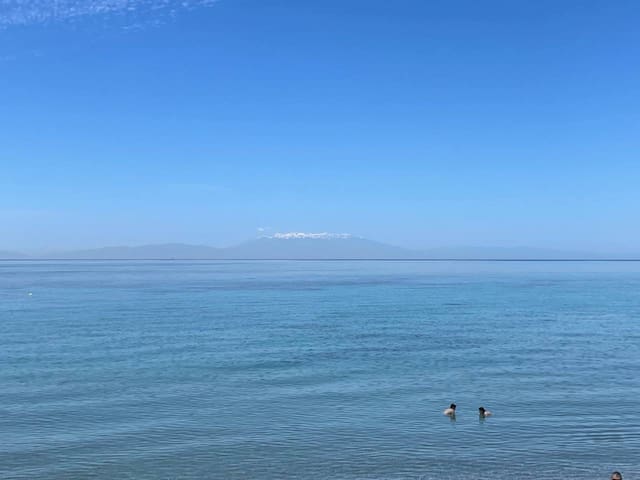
1, 260, 639, 479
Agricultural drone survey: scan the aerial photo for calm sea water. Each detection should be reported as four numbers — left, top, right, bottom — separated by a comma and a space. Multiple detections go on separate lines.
1, 260, 639, 479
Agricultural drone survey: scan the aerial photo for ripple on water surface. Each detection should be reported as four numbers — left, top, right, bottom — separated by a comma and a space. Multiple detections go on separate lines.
1, 260, 639, 479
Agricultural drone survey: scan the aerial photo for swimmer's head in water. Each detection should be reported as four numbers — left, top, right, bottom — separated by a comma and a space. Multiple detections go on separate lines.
478, 407, 486, 414
611, 471, 622, 480
450, 403, 456, 410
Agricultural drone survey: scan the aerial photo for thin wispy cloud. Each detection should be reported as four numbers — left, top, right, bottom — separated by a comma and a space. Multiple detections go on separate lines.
0, 0, 217, 29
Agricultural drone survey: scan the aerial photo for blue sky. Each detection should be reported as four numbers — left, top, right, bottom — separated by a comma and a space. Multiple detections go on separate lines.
1, 0, 639, 252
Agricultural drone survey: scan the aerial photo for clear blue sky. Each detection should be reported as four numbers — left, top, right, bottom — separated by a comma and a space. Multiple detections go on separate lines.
1, 0, 639, 252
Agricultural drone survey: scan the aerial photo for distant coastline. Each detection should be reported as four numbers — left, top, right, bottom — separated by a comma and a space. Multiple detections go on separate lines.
1, 236, 638, 261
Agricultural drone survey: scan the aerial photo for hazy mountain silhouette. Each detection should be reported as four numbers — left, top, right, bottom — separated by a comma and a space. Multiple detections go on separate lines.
223, 236, 417, 259
44, 238, 416, 259
46, 243, 223, 260
28, 235, 634, 260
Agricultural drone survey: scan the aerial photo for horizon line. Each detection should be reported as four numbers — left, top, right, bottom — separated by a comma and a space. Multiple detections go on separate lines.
2, 258, 640, 262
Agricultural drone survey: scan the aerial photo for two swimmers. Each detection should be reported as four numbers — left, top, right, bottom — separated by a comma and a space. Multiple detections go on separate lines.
442, 403, 492, 417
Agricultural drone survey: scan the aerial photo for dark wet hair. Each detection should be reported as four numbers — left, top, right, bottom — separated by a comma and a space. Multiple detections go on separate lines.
611, 471, 622, 480
479, 407, 485, 413
450, 403, 456, 409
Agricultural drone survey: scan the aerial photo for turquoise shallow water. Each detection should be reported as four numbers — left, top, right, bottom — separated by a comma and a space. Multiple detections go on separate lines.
1, 260, 639, 479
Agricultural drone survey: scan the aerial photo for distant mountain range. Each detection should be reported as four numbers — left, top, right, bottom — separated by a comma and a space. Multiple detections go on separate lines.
1, 234, 637, 260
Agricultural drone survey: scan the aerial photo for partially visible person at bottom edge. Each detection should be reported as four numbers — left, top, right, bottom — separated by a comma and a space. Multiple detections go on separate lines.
443, 403, 456, 416
478, 406, 492, 417
610, 471, 622, 480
